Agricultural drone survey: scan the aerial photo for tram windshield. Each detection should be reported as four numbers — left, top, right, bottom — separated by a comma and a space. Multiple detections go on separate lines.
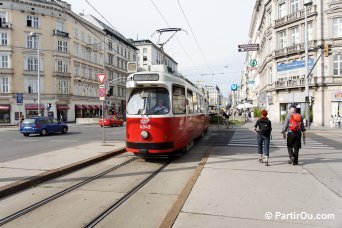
127, 88, 170, 115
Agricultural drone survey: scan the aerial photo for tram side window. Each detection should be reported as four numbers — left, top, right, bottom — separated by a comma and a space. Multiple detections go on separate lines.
193, 93, 198, 114
198, 95, 203, 113
172, 85, 186, 114
187, 89, 194, 114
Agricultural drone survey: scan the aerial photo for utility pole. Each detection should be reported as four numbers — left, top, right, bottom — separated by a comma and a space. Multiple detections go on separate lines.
304, 0, 313, 129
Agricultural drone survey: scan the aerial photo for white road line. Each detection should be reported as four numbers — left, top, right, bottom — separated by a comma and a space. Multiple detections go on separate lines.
227, 143, 334, 149
49, 140, 78, 142
12, 140, 39, 142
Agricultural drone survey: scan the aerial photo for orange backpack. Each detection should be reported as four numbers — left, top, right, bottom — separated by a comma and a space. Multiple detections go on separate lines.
289, 113, 302, 132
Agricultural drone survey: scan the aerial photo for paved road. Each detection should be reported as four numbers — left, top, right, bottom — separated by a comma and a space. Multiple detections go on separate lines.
0, 124, 125, 163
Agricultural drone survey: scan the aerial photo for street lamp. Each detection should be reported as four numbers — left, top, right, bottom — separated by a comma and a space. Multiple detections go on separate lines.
29, 32, 41, 117
304, 0, 313, 129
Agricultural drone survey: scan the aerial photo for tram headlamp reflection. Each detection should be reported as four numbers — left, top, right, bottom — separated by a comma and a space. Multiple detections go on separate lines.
141, 131, 149, 139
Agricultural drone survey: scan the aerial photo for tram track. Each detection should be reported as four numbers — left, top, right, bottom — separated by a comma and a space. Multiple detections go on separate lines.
0, 156, 138, 226
84, 160, 172, 228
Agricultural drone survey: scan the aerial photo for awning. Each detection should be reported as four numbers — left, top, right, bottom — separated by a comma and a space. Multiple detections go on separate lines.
57, 104, 70, 110
90, 105, 97, 109
0, 105, 10, 111
83, 105, 91, 110
25, 104, 45, 110
75, 105, 85, 110
95, 105, 102, 109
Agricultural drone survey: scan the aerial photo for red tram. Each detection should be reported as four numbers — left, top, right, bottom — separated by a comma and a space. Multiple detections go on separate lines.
125, 65, 209, 156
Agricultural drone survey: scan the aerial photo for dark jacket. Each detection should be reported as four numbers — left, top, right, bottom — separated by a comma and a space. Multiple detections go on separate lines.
254, 117, 272, 137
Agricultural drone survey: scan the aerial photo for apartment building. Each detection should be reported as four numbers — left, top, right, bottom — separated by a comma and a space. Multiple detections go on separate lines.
244, 0, 342, 126
134, 39, 178, 74
0, 0, 136, 124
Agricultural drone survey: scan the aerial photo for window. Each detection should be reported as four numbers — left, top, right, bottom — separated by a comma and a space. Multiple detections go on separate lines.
27, 57, 38, 71
88, 35, 91, 44
58, 80, 69, 94
0, 33, 7, 45
27, 35, 38, 49
278, 30, 287, 49
88, 67, 93, 79
87, 51, 91, 61
56, 21, 64, 31
279, 2, 286, 18
143, 48, 147, 55
333, 54, 342, 75
94, 53, 98, 64
127, 88, 170, 115
74, 27, 78, 39
0, 77, 9, 92
290, 0, 299, 14
187, 90, 194, 114
74, 63, 80, 76
57, 40, 68, 52
0, 12, 7, 27
268, 67, 273, 84
57, 60, 68, 73
81, 31, 85, 42
108, 42, 113, 51
74, 43, 79, 57
333, 17, 342, 38
267, 10, 272, 27
81, 47, 85, 59
109, 54, 114, 65
82, 65, 86, 77
27, 16, 39, 28
0, 55, 8, 68
290, 26, 299, 45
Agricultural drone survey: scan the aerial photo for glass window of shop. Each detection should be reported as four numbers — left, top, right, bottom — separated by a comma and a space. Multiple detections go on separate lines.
332, 102, 342, 116
0, 105, 10, 123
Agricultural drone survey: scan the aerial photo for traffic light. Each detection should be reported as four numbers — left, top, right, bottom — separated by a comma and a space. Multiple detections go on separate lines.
309, 96, 315, 106
324, 43, 332, 57
107, 87, 113, 96
48, 103, 52, 108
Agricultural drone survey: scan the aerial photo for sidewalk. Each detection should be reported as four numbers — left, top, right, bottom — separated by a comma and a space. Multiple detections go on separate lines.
0, 140, 125, 198
173, 126, 342, 227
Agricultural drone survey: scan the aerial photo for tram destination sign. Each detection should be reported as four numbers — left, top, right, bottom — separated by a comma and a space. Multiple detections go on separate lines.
238, 44, 259, 52
133, 74, 159, 81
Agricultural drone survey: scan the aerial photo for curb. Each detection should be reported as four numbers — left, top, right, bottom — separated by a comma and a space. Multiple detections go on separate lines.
0, 147, 126, 199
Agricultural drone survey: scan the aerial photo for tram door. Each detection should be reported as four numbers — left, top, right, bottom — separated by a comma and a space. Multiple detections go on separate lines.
186, 89, 195, 142
172, 85, 188, 148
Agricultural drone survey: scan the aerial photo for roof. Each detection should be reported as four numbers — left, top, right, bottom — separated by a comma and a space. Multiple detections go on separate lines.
134, 39, 178, 64
83, 15, 138, 51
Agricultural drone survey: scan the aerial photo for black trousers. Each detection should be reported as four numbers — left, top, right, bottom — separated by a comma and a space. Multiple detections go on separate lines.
287, 132, 301, 163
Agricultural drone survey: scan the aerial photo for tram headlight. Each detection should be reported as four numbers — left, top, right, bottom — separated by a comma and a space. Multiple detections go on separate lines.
141, 131, 149, 139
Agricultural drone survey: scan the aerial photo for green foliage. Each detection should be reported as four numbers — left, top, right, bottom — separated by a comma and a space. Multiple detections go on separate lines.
281, 114, 287, 123
253, 107, 262, 118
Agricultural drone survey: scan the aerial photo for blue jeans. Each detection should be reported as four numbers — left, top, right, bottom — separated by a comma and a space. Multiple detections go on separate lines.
257, 133, 270, 157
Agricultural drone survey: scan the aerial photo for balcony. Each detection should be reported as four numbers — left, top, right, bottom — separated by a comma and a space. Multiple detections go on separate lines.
0, 68, 13, 75
0, 23, 12, 29
275, 5, 317, 28
267, 77, 318, 91
320, 76, 342, 85
52, 30, 69, 38
274, 40, 317, 58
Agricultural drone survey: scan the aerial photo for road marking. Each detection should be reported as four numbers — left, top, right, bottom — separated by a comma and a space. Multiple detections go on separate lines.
49, 140, 78, 142
12, 140, 39, 142
227, 143, 335, 150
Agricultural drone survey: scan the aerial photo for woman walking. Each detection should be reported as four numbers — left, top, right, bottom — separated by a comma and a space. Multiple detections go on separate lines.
254, 110, 272, 166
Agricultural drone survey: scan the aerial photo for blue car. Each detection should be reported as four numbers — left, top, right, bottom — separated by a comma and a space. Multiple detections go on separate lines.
20, 117, 68, 136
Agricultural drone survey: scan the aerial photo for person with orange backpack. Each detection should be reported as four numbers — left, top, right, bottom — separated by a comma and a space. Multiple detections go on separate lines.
281, 104, 306, 165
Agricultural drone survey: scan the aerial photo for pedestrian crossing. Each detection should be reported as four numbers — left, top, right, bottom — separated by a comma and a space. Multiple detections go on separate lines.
228, 131, 335, 150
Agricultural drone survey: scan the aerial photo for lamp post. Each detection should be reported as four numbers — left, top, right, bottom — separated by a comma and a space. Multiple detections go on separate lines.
29, 32, 41, 117
304, 0, 313, 129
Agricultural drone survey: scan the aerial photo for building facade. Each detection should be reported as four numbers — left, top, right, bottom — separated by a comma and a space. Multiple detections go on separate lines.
133, 39, 178, 74
0, 0, 136, 124
244, 0, 342, 126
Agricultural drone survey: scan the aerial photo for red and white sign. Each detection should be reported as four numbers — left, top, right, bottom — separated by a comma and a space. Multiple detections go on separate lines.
97, 73, 106, 84
98, 87, 106, 97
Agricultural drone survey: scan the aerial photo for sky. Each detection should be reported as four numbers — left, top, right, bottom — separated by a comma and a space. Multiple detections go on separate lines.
65, 0, 256, 96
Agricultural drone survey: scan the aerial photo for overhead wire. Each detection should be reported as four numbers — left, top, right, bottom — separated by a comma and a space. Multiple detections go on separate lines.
149, 0, 200, 73
176, 0, 214, 76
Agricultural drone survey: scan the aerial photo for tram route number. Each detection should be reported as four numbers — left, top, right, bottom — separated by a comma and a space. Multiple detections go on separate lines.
140, 124, 151, 130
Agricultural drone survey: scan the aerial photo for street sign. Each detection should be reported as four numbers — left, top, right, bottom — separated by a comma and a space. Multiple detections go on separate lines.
231, 84, 238, 91
238, 44, 259, 52
16, 93, 23, 104
98, 87, 106, 97
97, 73, 106, 84
249, 59, 258, 67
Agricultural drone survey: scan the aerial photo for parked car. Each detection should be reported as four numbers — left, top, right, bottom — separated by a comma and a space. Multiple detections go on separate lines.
20, 117, 68, 136
98, 115, 124, 127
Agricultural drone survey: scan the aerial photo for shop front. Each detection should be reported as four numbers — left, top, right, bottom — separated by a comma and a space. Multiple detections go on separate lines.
0, 104, 10, 124
57, 104, 70, 122
331, 91, 342, 117
25, 104, 45, 118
